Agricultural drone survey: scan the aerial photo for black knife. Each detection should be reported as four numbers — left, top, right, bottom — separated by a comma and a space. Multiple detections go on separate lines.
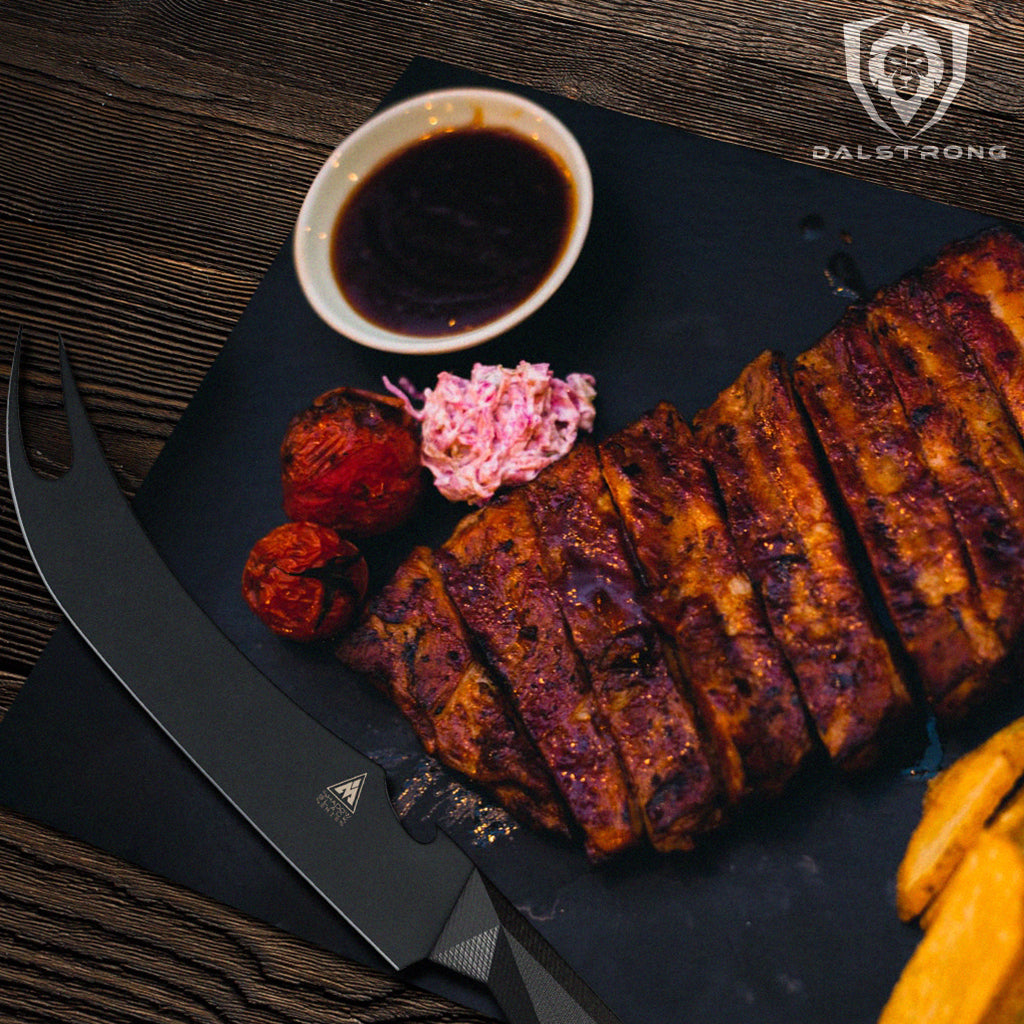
5, 331, 624, 1024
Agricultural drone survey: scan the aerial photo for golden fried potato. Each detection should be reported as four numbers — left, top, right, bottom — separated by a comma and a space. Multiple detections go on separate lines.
896, 716, 1024, 922
920, 784, 1024, 930
880, 829, 1024, 1024
990, 782, 1024, 840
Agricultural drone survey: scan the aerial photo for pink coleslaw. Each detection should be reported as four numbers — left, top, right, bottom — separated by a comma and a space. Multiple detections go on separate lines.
384, 361, 597, 504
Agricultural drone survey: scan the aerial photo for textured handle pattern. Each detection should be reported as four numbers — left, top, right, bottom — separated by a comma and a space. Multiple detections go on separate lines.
432, 871, 623, 1024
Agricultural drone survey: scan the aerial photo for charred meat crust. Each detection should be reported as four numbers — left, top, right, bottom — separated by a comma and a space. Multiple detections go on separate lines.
924, 228, 1024, 441
693, 351, 912, 768
524, 440, 724, 850
599, 402, 813, 803
337, 546, 570, 835
436, 491, 642, 858
866, 276, 1024, 646
792, 310, 1006, 719
337, 226, 1024, 859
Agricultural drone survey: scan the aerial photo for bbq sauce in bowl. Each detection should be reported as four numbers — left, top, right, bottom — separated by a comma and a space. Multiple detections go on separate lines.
330, 126, 575, 338
294, 88, 592, 354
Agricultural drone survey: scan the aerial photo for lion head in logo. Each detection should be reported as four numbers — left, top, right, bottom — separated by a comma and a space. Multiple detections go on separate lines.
867, 22, 945, 126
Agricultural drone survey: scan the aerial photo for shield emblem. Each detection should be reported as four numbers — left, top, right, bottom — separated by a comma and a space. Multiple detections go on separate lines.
843, 13, 969, 139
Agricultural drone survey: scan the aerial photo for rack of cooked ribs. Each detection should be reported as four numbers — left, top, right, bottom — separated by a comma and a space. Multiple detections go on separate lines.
339, 226, 1024, 859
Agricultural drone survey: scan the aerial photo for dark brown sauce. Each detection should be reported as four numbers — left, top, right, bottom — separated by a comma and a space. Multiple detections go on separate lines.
331, 126, 575, 337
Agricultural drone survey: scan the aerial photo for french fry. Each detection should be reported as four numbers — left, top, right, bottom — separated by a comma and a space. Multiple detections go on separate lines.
990, 782, 1024, 840
896, 716, 1024, 921
920, 785, 1024, 930
879, 827, 1024, 1024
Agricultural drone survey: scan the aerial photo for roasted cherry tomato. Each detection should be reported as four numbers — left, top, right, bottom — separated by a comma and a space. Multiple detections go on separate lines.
281, 387, 423, 536
242, 522, 369, 642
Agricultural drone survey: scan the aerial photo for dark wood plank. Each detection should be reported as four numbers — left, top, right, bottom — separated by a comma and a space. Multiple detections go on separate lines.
0, 807, 493, 1023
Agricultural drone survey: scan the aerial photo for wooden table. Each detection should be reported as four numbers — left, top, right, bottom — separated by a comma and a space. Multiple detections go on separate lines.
2, 2, 1022, 1020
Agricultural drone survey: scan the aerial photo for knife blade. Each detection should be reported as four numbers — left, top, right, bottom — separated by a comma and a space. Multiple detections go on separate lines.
5, 331, 625, 1024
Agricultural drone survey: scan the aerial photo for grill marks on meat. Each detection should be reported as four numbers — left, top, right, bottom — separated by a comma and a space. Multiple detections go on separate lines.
693, 351, 912, 767
599, 403, 813, 802
792, 310, 1006, 719
925, 229, 1024, 438
866, 278, 1024, 648
523, 440, 724, 850
339, 227, 1024, 858
338, 546, 570, 835
436, 491, 642, 858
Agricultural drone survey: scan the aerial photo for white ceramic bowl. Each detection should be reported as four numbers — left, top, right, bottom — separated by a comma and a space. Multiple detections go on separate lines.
293, 87, 592, 355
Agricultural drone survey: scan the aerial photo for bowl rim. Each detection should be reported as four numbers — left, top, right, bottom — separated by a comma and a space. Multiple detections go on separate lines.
293, 86, 593, 355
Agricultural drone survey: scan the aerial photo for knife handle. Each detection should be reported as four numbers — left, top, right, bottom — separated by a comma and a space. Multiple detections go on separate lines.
432, 870, 624, 1024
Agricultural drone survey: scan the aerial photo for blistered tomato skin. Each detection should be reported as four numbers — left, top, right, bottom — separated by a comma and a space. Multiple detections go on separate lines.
281, 387, 423, 536
242, 522, 369, 642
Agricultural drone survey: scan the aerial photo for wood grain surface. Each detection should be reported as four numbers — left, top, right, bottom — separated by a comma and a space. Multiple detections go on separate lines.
2, 1, 1023, 1021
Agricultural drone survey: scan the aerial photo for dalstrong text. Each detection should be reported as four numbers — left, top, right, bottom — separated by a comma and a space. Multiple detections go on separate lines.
813, 143, 1008, 161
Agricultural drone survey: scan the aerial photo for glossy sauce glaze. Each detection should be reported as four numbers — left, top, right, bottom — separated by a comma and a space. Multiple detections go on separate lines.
331, 126, 575, 337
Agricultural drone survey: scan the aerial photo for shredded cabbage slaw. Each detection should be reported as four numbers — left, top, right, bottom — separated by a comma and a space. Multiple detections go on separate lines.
385, 361, 597, 504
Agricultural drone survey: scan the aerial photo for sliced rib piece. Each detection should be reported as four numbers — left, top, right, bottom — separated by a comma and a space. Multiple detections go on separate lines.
338, 546, 570, 836
924, 228, 1024, 438
436, 491, 641, 858
791, 310, 1006, 719
524, 441, 724, 850
867, 277, 1024, 645
599, 403, 813, 802
693, 351, 912, 767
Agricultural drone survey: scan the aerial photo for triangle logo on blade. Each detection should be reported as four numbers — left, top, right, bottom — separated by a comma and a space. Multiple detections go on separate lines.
328, 774, 366, 814
317, 773, 367, 827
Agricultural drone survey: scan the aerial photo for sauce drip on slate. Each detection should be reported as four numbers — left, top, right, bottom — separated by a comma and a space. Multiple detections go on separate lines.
331, 126, 575, 337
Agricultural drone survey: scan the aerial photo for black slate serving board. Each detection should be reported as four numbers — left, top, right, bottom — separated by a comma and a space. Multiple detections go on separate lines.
2, 58, 1021, 1024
